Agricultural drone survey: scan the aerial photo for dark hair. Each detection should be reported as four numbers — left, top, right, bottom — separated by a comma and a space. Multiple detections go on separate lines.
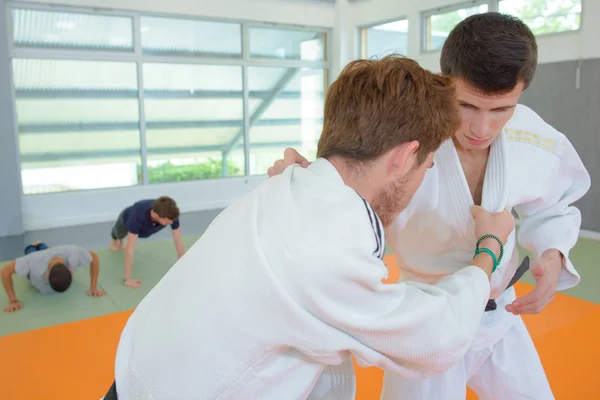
152, 196, 180, 220
49, 263, 72, 293
317, 55, 460, 165
440, 12, 538, 94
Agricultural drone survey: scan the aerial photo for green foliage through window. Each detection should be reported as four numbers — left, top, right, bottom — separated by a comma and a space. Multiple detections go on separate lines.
138, 159, 242, 183
499, 0, 581, 35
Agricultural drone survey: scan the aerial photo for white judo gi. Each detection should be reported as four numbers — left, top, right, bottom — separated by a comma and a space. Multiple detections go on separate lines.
380, 104, 591, 400
112, 158, 494, 400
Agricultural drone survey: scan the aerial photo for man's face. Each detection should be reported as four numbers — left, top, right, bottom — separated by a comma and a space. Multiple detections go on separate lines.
158, 217, 173, 226
151, 210, 173, 226
452, 78, 524, 151
374, 152, 434, 227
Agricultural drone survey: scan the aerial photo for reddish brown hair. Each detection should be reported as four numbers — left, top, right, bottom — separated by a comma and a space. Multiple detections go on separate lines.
152, 196, 180, 220
317, 55, 460, 165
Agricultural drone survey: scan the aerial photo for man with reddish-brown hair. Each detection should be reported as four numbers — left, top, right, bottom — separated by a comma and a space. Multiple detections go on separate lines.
103, 56, 513, 400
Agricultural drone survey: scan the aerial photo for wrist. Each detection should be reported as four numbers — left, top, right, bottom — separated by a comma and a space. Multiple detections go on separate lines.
471, 253, 494, 279
480, 238, 501, 257
542, 249, 563, 262
474, 234, 504, 274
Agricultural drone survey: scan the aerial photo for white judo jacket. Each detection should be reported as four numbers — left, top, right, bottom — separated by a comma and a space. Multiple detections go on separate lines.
387, 104, 591, 348
113, 158, 493, 400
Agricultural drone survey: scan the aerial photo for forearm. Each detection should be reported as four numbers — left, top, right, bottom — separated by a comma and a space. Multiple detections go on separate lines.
175, 241, 184, 258
295, 252, 490, 378
542, 248, 564, 264
124, 250, 135, 279
172, 229, 184, 258
90, 261, 99, 289
1, 271, 18, 303
519, 217, 579, 290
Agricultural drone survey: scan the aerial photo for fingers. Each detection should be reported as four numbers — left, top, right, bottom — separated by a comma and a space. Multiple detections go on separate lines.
4, 303, 22, 313
124, 279, 141, 289
506, 282, 554, 315
284, 147, 307, 165
471, 205, 484, 218
507, 294, 554, 314
274, 159, 284, 173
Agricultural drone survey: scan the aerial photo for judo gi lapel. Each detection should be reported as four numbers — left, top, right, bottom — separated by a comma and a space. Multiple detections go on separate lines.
435, 133, 509, 240
480, 130, 510, 213
435, 139, 474, 238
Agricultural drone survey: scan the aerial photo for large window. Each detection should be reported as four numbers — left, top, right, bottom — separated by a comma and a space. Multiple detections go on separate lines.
422, 2, 489, 52
9, 6, 329, 194
498, 0, 582, 35
359, 19, 409, 59
247, 67, 324, 174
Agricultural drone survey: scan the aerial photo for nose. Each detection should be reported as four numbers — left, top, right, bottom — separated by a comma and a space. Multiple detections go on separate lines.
470, 112, 491, 138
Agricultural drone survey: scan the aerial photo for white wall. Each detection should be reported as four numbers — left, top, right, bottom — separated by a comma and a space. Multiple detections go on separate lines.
22, 176, 266, 230
348, 0, 600, 72
17, 0, 336, 231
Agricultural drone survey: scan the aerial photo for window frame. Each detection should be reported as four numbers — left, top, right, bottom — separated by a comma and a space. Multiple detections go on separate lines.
357, 16, 409, 59
6, 1, 332, 193
420, 0, 492, 54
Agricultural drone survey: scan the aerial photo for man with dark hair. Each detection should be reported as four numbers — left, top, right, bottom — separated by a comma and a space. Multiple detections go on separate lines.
1, 243, 104, 313
110, 196, 184, 288
267, 12, 590, 400
103, 56, 515, 400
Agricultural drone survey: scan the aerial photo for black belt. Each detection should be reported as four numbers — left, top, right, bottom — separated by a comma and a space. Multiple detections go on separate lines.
485, 256, 530, 312
103, 381, 118, 400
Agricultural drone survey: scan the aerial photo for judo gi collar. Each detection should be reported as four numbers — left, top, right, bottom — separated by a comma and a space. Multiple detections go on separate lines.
435, 133, 509, 231
308, 158, 349, 187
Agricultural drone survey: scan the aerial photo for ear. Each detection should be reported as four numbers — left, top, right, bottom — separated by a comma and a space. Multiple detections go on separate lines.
389, 141, 419, 177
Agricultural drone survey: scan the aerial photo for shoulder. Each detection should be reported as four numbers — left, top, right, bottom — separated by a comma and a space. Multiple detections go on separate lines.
132, 199, 154, 210
14, 252, 44, 276
504, 104, 568, 157
265, 164, 386, 261
60, 245, 92, 257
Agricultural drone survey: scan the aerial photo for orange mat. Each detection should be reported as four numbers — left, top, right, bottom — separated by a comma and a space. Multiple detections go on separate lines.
0, 255, 598, 400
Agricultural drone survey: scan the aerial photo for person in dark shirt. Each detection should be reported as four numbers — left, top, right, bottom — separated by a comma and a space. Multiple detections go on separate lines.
110, 196, 185, 288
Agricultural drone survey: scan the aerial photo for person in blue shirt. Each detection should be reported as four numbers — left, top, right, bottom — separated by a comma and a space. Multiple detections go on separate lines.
110, 196, 185, 288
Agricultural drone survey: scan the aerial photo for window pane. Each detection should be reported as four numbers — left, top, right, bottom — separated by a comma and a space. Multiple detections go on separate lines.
13, 59, 141, 194
249, 27, 326, 61
142, 63, 244, 182
247, 67, 325, 175
498, 0, 581, 35
362, 20, 408, 59
12, 8, 133, 51
140, 16, 241, 58
425, 4, 488, 51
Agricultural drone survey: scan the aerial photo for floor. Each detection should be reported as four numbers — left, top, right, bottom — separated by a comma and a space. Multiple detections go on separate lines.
0, 223, 598, 399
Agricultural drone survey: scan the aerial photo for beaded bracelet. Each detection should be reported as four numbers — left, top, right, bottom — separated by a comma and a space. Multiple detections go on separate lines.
476, 234, 504, 263
474, 248, 498, 273
474, 234, 504, 273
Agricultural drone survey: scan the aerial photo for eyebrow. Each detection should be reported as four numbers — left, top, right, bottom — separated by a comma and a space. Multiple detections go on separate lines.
458, 100, 516, 111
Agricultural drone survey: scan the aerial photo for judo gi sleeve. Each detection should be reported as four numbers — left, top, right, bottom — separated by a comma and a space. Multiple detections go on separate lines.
287, 248, 491, 379
514, 138, 591, 291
